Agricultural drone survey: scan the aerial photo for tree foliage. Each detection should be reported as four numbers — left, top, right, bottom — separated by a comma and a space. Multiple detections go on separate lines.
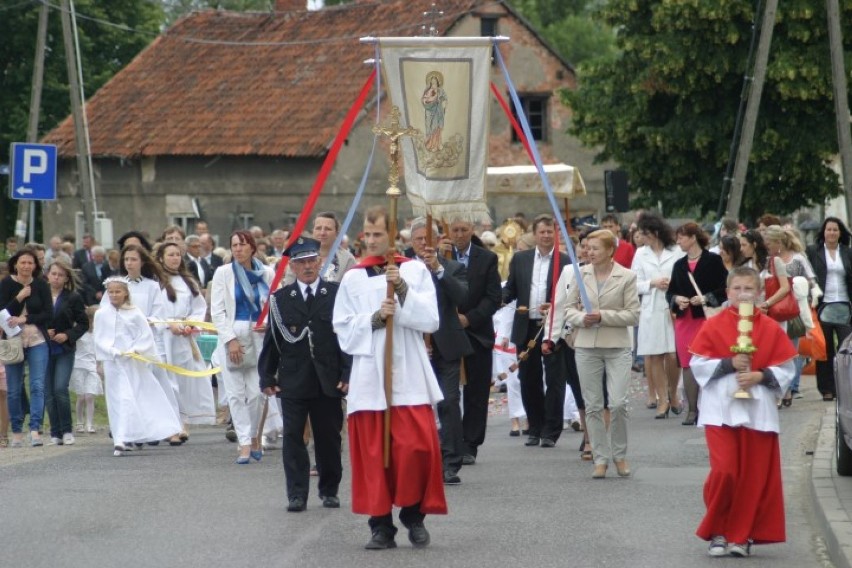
0, 0, 162, 237
562, 0, 852, 221
507, 0, 615, 66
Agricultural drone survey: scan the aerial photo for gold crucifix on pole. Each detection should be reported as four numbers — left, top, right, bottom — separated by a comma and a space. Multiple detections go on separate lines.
371, 105, 417, 467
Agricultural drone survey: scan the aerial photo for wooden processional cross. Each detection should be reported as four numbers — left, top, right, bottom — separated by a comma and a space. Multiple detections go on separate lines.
371, 106, 417, 467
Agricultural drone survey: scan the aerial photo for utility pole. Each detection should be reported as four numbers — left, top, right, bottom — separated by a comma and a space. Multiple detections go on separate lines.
59, 0, 94, 236
725, 0, 778, 219
826, 0, 852, 224
16, 0, 49, 242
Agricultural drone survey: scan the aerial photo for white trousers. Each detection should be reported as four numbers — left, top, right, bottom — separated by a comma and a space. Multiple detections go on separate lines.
218, 321, 263, 446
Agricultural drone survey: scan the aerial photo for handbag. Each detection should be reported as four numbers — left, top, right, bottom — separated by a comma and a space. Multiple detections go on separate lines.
786, 315, 806, 339
0, 335, 24, 364
799, 308, 827, 361
819, 302, 851, 326
765, 257, 799, 322
225, 333, 258, 371
687, 272, 723, 318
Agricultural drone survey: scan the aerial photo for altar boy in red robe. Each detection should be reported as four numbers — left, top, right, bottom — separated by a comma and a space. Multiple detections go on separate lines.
689, 266, 797, 558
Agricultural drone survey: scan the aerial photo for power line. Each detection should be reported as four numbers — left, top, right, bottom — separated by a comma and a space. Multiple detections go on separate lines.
38, 0, 498, 48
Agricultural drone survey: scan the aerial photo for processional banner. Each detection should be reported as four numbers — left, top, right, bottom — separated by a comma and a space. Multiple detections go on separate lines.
378, 37, 492, 223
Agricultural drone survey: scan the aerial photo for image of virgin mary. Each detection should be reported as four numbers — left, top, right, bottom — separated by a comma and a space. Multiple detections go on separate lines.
421, 70, 447, 152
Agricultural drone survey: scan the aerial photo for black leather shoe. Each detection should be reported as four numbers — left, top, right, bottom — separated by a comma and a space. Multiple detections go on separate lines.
443, 471, 461, 485
509, 430, 520, 437
521, 429, 530, 435
365, 531, 397, 550
461, 454, 476, 465
321, 495, 340, 508
287, 497, 307, 512
540, 438, 556, 448
407, 522, 431, 548
525, 436, 541, 446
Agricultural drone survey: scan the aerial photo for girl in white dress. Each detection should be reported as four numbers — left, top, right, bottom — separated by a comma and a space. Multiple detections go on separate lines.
154, 243, 216, 436
95, 277, 182, 456
105, 244, 183, 445
71, 306, 102, 433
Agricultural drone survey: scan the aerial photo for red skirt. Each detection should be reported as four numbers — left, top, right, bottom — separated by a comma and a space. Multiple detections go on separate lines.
675, 309, 705, 368
348, 406, 447, 516
696, 425, 785, 544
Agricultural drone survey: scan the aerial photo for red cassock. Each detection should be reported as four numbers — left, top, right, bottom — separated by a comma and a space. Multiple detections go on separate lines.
348, 405, 448, 516
690, 308, 796, 545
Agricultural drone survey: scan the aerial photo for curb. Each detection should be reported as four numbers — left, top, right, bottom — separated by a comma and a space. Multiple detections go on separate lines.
811, 407, 852, 568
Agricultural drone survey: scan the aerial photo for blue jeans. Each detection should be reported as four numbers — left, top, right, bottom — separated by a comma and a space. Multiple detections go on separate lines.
790, 337, 802, 394
6, 342, 49, 433
45, 348, 75, 437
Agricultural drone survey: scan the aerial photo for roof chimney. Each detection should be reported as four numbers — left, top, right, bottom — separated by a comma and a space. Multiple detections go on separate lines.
275, 0, 305, 11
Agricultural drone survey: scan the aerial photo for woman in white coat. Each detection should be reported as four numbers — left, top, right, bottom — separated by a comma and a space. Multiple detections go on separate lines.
154, 242, 216, 437
632, 213, 685, 419
211, 230, 275, 464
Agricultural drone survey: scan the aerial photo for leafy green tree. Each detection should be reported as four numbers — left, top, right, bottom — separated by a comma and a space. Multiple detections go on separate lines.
0, 0, 163, 238
508, 0, 616, 65
562, 0, 852, 220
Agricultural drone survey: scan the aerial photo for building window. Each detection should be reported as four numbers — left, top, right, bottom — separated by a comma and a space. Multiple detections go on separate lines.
511, 95, 549, 142
480, 16, 498, 37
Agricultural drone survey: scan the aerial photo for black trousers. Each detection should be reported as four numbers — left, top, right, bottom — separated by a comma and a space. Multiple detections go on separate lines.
518, 323, 566, 441
461, 340, 493, 457
281, 393, 343, 501
816, 319, 852, 396
563, 342, 584, 410
369, 504, 424, 534
432, 346, 464, 475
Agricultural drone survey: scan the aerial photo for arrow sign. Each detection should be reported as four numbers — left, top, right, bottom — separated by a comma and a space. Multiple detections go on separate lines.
9, 143, 57, 201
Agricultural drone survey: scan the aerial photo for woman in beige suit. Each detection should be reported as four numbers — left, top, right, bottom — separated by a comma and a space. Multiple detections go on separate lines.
564, 230, 640, 479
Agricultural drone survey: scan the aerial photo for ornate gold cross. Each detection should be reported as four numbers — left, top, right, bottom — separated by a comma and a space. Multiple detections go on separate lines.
372, 106, 417, 197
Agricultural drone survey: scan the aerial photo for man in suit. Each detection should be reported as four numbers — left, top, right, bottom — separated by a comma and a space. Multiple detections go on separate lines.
199, 233, 224, 282
445, 219, 501, 464
258, 237, 351, 513
80, 246, 114, 305
184, 235, 207, 287
502, 214, 570, 448
72, 233, 94, 269
410, 218, 472, 485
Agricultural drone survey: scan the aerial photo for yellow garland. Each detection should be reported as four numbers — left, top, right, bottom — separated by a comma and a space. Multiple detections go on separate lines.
149, 319, 218, 332
122, 352, 221, 377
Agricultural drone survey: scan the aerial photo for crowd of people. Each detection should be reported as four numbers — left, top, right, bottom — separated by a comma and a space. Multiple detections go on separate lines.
1, 207, 847, 557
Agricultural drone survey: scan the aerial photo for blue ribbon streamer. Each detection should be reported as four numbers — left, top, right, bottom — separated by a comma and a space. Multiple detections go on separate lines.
321, 44, 382, 277
493, 43, 593, 313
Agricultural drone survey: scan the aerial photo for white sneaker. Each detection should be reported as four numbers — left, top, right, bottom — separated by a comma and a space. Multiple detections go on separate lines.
708, 536, 728, 557
76, 424, 85, 433
728, 542, 751, 557
62, 433, 75, 445
49, 437, 63, 446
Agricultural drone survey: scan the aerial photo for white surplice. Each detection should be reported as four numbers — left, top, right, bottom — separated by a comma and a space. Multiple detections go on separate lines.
333, 260, 442, 414
160, 275, 216, 425
94, 304, 181, 444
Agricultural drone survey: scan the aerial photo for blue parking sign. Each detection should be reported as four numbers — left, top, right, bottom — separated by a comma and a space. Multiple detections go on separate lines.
9, 143, 57, 201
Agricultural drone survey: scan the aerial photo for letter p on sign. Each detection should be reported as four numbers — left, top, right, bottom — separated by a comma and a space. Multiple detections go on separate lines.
23, 149, 48, 183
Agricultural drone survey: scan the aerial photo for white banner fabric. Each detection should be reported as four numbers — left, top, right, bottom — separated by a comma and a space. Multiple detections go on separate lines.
378, 37, 492, 223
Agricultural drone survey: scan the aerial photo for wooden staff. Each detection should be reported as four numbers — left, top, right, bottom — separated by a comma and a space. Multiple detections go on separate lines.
373, 106, 416, 468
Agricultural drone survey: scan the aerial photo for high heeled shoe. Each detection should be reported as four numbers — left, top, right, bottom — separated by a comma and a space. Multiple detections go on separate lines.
250, 449, 263, 462
614, 460, 631, 477
682, 411, 698, 426
592, 464, 607, 479
655, 403, 670, 419
670, 404, 683, 416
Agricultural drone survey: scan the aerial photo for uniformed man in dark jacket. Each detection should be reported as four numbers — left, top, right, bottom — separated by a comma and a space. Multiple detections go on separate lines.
259, 237, 351, 513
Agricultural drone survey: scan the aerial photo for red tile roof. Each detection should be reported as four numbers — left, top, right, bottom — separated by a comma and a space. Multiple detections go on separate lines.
44, 0, 494, 159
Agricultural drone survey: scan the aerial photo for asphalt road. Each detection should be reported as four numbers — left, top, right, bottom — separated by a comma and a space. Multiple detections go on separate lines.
0, 373, 836, 568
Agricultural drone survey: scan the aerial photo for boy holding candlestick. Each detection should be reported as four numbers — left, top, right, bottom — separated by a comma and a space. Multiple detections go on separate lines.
688, 266, 798, 558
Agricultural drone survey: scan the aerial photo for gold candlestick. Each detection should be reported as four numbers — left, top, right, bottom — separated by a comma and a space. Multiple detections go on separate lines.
731, 296, 757, 399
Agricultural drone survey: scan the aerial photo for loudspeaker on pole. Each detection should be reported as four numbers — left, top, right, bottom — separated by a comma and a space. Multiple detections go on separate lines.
604, 170, 630, 213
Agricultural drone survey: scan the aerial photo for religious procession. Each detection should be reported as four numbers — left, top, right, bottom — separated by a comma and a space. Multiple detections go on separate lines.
2, 1, 852, 567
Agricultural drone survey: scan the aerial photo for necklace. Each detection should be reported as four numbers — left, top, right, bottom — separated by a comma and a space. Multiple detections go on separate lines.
687, 251, 702, 260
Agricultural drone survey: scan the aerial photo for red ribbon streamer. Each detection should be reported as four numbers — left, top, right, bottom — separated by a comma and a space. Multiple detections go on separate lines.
255, 69, 377, 327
